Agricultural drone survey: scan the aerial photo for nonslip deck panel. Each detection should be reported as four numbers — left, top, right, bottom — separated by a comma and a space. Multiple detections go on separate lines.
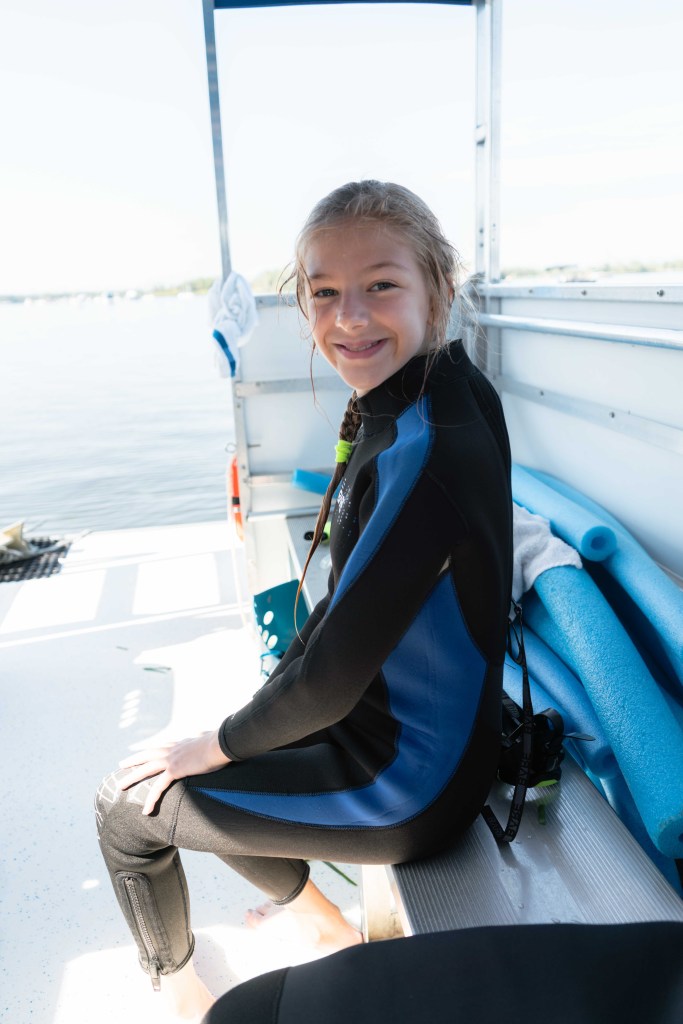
392, 759, 683, 935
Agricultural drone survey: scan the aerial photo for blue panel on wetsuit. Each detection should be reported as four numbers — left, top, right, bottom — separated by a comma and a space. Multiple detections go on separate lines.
328, 398, 433, 612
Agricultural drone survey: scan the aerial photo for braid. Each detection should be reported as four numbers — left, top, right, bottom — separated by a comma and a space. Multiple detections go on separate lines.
338, 393, 363, 446
294, 394, 361, 630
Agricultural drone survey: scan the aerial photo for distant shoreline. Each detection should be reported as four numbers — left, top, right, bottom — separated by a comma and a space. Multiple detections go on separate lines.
0, 278, 215, 306
2, 261, 683, 304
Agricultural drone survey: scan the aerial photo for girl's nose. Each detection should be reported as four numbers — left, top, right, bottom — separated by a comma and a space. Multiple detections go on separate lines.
335, 299, 369, 331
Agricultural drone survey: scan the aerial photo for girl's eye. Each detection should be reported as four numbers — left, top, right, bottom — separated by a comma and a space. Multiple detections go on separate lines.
312, 288, 337, 299
370, 281, 396, 292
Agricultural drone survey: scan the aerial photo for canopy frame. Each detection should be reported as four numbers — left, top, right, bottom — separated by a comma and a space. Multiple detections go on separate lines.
201, 0, 501, 286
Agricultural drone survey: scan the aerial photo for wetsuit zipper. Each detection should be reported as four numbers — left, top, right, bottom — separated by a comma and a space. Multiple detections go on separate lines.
124, 876, 161, 990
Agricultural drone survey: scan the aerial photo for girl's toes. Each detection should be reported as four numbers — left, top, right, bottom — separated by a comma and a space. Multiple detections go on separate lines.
244, 901, 280, 928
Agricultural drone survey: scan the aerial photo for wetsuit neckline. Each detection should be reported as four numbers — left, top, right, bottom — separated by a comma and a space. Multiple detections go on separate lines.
355, 340, 471, 434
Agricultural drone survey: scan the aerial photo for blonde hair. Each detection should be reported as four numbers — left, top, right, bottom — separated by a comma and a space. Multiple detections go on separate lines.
288, 179, 461, 355
285, 181, 464, 618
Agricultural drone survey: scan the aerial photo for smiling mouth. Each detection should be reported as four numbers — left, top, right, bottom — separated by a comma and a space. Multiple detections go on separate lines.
339, 339, 385, 354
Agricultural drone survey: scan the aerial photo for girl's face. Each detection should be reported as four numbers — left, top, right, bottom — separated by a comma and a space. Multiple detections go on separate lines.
303, 222, 433, 397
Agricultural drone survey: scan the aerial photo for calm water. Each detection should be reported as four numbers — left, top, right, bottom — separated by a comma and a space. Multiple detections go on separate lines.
0, 297, 236, 534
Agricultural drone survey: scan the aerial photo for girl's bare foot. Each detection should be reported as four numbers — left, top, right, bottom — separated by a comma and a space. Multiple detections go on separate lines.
245, 879, 362, 953
159, 958, 216, 1022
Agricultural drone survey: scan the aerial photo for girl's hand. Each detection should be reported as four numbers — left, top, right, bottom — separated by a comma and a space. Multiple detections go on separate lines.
118, 730, 231, 815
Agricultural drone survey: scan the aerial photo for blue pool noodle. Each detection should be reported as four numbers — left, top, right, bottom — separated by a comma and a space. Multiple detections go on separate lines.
662, 689, 683, 731
517, 631, 682, 887
585, 560, 681, 698
598, 770, 683, 894
504, 635, 616, 780
511, 464, 617, 561
526, 467, 683, 686
527, 467, 637, 538
504, 651, 682, 890
524, 565, 683, 859
291, 469, 333, 495
522, 628, 617, 780
576, 762, 681, 891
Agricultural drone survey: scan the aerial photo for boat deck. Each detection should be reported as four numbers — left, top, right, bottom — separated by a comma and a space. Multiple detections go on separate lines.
0, 521, 360, 1023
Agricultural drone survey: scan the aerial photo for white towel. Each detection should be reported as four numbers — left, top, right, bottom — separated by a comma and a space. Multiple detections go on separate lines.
512, 502, 582, 601
208, 272, 258, 378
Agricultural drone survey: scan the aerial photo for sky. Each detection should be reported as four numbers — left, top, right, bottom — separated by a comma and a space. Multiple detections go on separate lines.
1, 0, 682, 295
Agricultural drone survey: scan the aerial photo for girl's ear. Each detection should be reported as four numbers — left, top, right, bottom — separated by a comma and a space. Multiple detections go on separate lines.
441, 286, 455, 329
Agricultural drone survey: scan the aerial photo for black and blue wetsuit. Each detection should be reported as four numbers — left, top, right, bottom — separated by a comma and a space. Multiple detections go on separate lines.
96, 340, 512, 981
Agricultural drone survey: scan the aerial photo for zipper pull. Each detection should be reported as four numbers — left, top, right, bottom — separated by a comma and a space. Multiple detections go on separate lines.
149, 958, 161, 992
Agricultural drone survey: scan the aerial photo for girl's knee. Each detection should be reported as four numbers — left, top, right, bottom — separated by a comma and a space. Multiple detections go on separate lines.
95, 767, 169, 854
94, 767, 135, 834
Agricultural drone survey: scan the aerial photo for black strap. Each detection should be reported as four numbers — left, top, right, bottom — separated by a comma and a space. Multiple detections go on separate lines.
481, 601, 534, 843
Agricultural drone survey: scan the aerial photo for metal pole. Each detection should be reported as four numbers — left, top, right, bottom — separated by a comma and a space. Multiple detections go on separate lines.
476, 313, 683, 352
474, 0, 501, 282
474, 0, 502, 379
202, 0, 232, 279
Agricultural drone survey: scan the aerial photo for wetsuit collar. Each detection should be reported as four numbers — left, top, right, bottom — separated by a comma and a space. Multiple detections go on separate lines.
355, 340, 471, 433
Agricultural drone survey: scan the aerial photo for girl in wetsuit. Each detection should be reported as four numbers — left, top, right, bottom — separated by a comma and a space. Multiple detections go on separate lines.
95, 180, 512, 1021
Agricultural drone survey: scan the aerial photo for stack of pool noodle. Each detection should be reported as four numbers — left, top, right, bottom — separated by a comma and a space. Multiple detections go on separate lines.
504, 464, 683, 891
292, 463, 683, 887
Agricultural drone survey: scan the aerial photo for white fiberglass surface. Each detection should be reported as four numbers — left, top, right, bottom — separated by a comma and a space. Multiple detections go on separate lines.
0, 523, 360, 1024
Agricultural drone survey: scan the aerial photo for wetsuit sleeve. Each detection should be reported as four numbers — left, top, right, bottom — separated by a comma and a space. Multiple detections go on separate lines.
218, 471, 464, 761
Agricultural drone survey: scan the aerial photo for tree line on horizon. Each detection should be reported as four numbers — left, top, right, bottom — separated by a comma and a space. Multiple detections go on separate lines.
3, 260, 683, 304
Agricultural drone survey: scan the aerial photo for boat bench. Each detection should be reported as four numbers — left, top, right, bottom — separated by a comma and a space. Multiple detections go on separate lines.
284, 514, 683, 941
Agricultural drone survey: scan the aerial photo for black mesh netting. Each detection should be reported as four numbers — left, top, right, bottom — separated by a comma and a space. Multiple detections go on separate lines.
0, 538, 71, 583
